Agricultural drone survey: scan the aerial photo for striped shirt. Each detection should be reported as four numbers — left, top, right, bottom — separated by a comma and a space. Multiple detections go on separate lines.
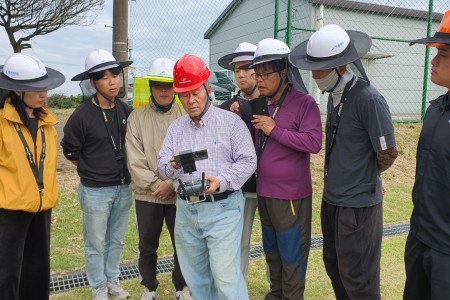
158, 105, 257, 193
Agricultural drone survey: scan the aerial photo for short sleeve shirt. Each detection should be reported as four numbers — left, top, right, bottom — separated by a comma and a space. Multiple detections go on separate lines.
323, 80, 396, 207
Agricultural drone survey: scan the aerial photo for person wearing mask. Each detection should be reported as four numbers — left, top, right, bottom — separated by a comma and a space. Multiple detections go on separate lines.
217, 42, 259, 279
0, 53, 64, 300
61, 49, 133, 300
249, 38, 322, 300
290, 24, 398, 299
158, 54, 256, 300
404, 10, 450, 299
126, 57, 191, 300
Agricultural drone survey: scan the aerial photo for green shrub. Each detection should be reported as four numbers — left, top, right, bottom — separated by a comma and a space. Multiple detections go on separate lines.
47, 93, 82, 109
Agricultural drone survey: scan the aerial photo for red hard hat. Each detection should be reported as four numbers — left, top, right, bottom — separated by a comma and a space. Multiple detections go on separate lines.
173, 54, 211, 93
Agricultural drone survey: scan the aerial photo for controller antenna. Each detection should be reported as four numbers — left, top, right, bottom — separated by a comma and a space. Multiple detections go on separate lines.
178, 179, 187, 195
201, 172, 205, 191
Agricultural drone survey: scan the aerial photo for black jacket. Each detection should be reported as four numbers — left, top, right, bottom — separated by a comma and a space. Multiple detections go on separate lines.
410, 92, 450, 255
61, 99, 131, 187
219, 93, 255, 193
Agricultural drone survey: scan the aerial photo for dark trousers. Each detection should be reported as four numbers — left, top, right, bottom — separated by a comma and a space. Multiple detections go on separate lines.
403, 234, 450, 300
135, 200, 186, 291
258, 196, 312, 300
0, 208, 52, 300
321, 201, 382, 300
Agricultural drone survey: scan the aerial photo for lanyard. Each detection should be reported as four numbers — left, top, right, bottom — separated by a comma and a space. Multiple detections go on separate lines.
14, 123, 46, 202
325, 76, 356, 176
257, 85, 290, 162
93, 95, 125, 183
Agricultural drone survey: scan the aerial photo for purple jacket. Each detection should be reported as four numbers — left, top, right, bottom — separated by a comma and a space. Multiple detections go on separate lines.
256, 86, 322, 200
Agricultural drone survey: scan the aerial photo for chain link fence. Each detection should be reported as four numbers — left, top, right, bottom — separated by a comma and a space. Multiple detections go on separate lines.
276, 0, 448, 121
128, 0, 232, 107
130, 0, 448, 120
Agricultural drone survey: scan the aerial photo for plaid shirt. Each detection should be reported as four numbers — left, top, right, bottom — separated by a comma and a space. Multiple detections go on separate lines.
158, 105, 256, 193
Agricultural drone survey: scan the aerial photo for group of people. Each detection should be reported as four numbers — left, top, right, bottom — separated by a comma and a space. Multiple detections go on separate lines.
0, 10, 449, 300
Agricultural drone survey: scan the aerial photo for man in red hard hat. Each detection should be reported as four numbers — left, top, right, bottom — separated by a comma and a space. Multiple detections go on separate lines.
404, 10, 450, 299
126, 57, 190, 300
158, 54, 256, 300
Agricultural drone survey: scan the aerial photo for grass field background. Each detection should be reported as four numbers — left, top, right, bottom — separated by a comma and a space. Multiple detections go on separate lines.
49, 113, 421, 299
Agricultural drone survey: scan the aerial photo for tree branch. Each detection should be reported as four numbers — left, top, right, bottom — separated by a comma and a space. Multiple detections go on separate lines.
0, 0, 105, 52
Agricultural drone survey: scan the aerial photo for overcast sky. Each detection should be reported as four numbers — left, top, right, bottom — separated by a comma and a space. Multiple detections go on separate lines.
0, 1, 231, 96
0, 2, 113, 96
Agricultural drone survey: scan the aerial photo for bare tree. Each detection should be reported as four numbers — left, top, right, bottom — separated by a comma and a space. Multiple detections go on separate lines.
0, 0, 105, 52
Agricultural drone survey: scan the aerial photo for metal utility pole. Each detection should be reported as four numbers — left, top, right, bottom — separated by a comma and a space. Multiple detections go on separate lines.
113, 0, 129, 102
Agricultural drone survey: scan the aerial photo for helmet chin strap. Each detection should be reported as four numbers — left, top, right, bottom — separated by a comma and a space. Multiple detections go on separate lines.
94, 82, 115, 107
242, 84, 257, 98
325, 68, 343, 93
201, 84, 211, 114
268, 62, 286, 99
151, 95, 174, 112
191, 83, 211, 122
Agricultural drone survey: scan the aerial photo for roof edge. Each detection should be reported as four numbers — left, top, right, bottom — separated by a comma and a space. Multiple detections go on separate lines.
308, 0, 443, 21
204, 0, 243, 39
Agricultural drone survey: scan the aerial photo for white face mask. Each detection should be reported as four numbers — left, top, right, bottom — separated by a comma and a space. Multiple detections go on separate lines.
314, 69, 340, 92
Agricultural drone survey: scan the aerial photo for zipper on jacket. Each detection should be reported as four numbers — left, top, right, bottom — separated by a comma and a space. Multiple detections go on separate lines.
32, 125, 43, 212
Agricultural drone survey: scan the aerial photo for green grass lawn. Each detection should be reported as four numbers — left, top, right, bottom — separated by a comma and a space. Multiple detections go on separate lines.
50, 236, 408, 299
50, 123, 420, 298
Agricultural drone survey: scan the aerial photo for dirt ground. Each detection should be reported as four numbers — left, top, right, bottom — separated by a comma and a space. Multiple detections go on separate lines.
54, 109, 79, 192
53, 108, 418, 193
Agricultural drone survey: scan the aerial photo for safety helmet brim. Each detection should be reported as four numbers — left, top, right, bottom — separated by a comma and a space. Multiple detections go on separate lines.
173, 80, 205, 93
71, 60, 133, 81
249, 53, 289, 68
144, 75, 174, 83
409, 35, 450, 46
289, 30, 371, 71
410, 10, 450, 47
218, 52, 255, 70
0, 66, 65, 91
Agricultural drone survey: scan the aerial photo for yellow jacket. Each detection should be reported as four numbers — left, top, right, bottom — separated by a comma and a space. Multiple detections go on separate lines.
0, 99, 59, 212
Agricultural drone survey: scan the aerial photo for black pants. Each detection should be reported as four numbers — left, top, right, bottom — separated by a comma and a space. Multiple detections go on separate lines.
403, 234, 450, 300
135, 200, 186, 291
258, 196, 312, 300
321, 201, 382, 300
0, 208, 52, 300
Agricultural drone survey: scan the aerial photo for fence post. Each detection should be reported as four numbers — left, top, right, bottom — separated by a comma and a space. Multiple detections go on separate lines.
421, 0, 434, 120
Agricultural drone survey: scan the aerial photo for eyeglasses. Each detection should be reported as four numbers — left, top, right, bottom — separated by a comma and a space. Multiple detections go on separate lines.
251, 71, 278, 80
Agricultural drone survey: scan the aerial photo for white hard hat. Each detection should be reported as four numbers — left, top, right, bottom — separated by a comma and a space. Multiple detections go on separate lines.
0, 53, 65, 91
232, 42, 257, 63
289, 24, 372, 71
251, 38, 290, 67
72, 48, 132, 81
3, 53, 46, 80
307, 24, 350, 59
218, 42, 257, 70
146, 57, 175, 82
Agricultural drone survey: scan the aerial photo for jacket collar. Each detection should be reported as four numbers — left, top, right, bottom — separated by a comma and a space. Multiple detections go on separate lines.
3, 98, 58, 126
445, 92, 450, 111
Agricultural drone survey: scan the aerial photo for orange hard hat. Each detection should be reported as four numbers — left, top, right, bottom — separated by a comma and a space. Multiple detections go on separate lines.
173, 54, 211, 93
410, 10, 450, 47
